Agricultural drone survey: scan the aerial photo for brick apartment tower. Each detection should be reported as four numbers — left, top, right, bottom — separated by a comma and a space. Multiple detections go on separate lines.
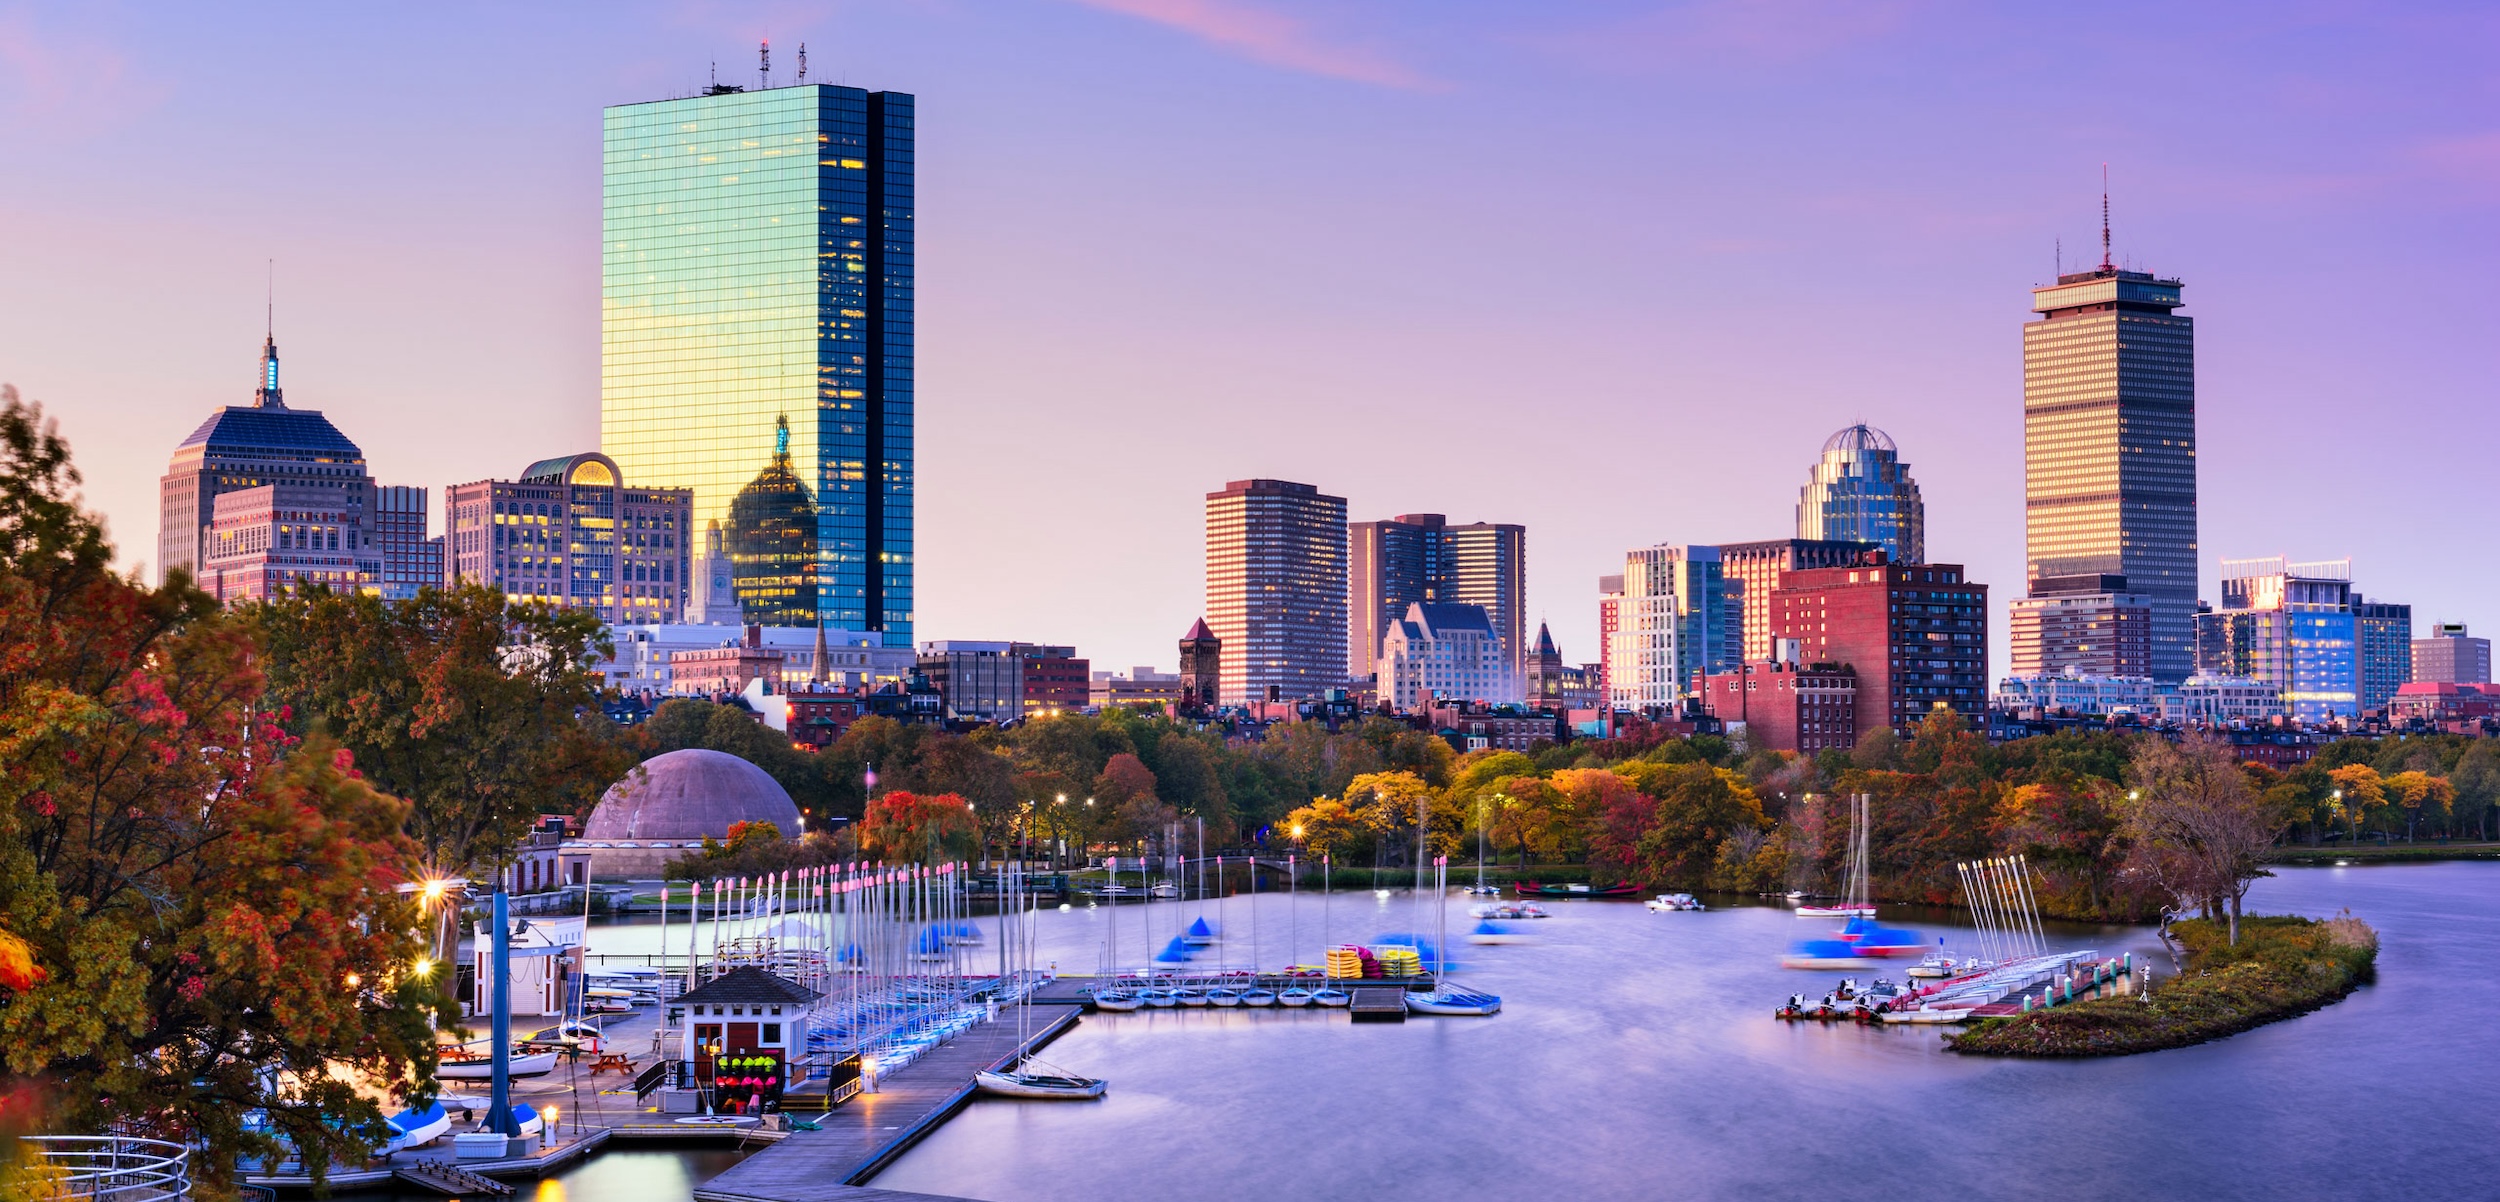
1769, 556, 1989, 736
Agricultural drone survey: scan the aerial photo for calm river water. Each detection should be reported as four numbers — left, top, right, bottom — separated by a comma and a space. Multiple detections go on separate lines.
490, 862, 2492, 1202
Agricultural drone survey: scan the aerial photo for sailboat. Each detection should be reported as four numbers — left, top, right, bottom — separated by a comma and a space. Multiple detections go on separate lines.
1091, 856, 1143, 1011
1405, 858, 1502, 1016
977, 856, 1106, 1100
1796, 794, 1878, 918
1464, 801, 1501, 895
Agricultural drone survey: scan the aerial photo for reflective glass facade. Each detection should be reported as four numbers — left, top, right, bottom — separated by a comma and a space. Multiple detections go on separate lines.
603, 83, 914, 642
1205, 479, 1348, 704
2197, 558, 2358, 723
1347, 515, 1526, 680
1795, 425, 1924, 564
2025, 267, 2196, 681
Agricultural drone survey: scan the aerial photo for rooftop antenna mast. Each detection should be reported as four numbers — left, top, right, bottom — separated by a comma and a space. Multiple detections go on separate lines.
797, 43, 807, 84
2099, 162, 2113, 272
760, 40, 770, 90
265, 259, 273, 338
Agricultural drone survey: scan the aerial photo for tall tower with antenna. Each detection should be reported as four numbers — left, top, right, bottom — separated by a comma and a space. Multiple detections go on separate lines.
2019, 174, 2199, 682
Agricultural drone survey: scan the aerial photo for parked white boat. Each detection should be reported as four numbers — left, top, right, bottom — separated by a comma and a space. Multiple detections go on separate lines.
1140, 988, 1177, 1008
436, 1050, 558, 1080
1207, 988, 1242, 1008
1091, 989, 1143, 1012
1278, 987, 1315, 1008
1907, 952, 1958, 979
1879, 1007, 1973, 1025
384, 1102, 450, 1153
1241, 988, 1278, 1007
1646, 893, 1705, 912
976, 1069, 1107, 1099
1175, 988, 1209, 1008
1312, 987, 1351, 1008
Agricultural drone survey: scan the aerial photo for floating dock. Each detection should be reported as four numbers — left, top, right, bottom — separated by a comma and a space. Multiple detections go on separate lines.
692, 1004, 1082, 1202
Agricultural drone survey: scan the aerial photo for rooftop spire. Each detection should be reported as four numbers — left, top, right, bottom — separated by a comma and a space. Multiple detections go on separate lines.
255, 262, 285, 408
811, 612, 830, 685
2099, 162, 2112, 272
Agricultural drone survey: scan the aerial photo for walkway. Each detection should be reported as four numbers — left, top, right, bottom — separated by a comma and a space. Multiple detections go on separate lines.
693, 1004, 1083, 1202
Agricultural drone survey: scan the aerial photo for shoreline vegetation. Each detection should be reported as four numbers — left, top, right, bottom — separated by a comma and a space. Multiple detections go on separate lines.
1946, 914, 2379, 1056
2265, 842, 2500, 864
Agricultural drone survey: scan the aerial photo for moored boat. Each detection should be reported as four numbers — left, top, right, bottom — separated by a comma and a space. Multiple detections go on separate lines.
1645, 893, 1705, 912
384, 1102, 450, 1153
436, 1049, 559, 1080
1091, 988, 1143, 1012
976, 1069, 1107, 1099
1207, 987, 1242, 1008
1140, 988, 1177, 1008
1312, 987, 1351, 1008
1513, 881, 1639, 898
1879, 1007, 1973, 1024
1278, 987, 1315, 1008
1241, 987, 1277, 1007
1405, 985, 1501, 1016
1175, 987, 1209, 1008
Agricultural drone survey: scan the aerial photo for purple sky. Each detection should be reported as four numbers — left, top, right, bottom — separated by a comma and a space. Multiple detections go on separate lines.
3, 1, 2494, 677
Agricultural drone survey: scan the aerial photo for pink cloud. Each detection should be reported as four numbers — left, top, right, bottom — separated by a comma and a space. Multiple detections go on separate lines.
1065, 0, 1434, 89
1522, 0, 1930, 73
0, 8, 165, 133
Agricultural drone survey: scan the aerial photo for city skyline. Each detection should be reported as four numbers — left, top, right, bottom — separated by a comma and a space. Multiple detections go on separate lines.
7, 3, 2494, 677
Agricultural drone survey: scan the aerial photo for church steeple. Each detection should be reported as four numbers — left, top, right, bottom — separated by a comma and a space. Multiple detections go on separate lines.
253, 334, 285, 408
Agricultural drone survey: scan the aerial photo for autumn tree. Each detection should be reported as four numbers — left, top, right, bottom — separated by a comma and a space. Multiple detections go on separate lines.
0, 388, 441, 1193
860, 790, 979, 865
2122, 735, 2285, 944
246, 581, 634, 885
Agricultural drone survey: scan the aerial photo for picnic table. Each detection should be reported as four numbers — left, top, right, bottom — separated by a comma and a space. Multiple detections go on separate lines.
589, 1053, 636, 1075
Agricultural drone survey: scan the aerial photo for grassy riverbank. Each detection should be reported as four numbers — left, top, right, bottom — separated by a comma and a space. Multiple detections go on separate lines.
1947, 914, 2378, 1057
2265, 842, 2500, 865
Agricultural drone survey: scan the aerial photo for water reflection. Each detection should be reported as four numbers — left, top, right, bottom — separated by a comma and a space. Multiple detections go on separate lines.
861, 866, 2496, 1202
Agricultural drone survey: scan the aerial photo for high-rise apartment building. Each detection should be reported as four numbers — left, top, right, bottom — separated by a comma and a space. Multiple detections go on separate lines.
2353, 596, 2413, 713
374, 485, 442, 601
2024, 257, 2198, 682
1347, 514, 1526, 679
2414, 623, 2491, 684
2007, 571, 2153, 679
1607, 545, 1737, 712
1717, 538, 1876, 663
160, 336, 374, 587
1795, 425, 1924, 564
1204, 479, 1347, 704
2194, 558, 2357, 724
1769, 557, 1989, 735
446, 453, 693, 626
1595, 574, 1623, 705
602, 78, 915, 643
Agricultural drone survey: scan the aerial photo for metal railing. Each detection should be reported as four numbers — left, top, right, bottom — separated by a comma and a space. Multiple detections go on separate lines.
15, 1136, 192, 1201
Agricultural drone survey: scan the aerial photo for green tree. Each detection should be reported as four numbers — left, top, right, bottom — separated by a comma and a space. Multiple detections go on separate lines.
247, 582, 634, 885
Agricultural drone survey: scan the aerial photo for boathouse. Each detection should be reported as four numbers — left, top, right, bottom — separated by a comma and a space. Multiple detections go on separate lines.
669, 967, 823, 1112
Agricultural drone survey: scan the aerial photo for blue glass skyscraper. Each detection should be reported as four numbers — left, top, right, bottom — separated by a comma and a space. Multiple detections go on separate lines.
602, 76, 914, 642
1796, 424, 1925, 564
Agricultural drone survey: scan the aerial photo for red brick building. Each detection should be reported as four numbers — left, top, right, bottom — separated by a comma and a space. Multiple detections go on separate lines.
1014, 643, 1091, 716
1696, 660, 1858, 753
1769, 557, 1988, 736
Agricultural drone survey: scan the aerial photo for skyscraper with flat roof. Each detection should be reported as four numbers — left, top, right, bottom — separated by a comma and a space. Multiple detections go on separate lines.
1205, 479, 1347, 704
1347, 514, 1526, 681
2024, 251, 2198, 682
602, 77, 914, 643
160, 337, 374, 587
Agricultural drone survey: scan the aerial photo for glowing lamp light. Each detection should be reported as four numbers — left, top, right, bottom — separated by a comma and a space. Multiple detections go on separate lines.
412, 956, 433, 977
344, 973, 361, 988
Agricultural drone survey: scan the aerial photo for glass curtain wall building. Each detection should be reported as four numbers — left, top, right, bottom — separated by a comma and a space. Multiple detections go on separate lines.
1347, 514, 1527, 681
603, 81, 914, 642
2196, 557, 2358, 723
1609, 544, 1736, 711
2025, 265, 2197, 682
1795, 424, 1924, 564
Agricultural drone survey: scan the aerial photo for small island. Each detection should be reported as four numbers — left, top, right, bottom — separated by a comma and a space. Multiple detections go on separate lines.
1947, 913, 2378, 1057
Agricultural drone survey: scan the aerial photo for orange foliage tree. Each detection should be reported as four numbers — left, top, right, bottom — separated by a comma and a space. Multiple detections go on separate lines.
860, 790, 978, 865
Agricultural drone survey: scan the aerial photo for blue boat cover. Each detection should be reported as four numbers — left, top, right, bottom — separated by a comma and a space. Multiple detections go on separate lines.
1187, 917, 1214, 937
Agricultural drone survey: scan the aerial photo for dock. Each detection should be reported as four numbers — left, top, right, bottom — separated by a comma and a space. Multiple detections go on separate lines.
1348, 985, 1409, 1022
692, 1004, 1083, 1202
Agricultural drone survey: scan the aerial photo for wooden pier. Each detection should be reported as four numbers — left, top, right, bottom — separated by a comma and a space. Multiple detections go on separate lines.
692, 1004, 1083, 1202
1348, 985, 1410, 1022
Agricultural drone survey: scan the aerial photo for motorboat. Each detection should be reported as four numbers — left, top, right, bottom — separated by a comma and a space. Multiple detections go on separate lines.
1906, 954, 1956, 978
1312, 987, 1351, 1008
1278, 987, 1315, 1008
1149, 882, 1179, 899
1175, 987, 1210, 1008
1645, 893, 1705, 912
1468, 901, 1551, 920
1465, 920, 1531, 946
1207, 988, 1242, 1008
1241, 987, 1278, 1007
1879, 1007, 1973, 1025
1405, 984, 1501, 1016
1462, 884, 1502, 896
384, 1101, 450, 1153
1090, 988, 1143, 1012
1140, 988, 1177, 1009
976, 1068, 1107, 1099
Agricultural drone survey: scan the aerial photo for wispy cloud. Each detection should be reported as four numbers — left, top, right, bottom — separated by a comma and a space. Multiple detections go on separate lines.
0, 7, 165, 134
1523, 0, 1929, 73
1065, 0, 1433, 89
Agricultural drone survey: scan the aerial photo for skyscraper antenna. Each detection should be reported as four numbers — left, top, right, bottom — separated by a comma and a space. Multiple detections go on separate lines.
797, 43, 807, 83
265, 259, 273, 337
2055, 238, 2061, 277
760, 40, 770, 90
2100, 162, 2112, 271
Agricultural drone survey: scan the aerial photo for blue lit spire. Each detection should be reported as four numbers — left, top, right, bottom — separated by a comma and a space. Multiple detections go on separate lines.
253, 334, 285, 408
